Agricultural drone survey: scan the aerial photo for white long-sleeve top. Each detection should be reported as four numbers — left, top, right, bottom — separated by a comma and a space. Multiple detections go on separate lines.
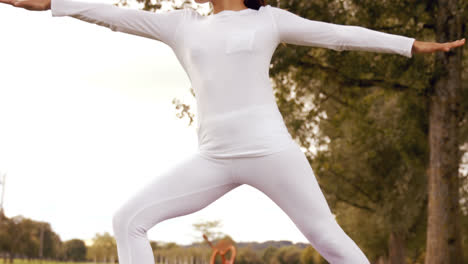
51, 0, 415, 158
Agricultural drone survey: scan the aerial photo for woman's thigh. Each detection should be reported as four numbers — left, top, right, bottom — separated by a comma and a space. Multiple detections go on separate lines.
113, 152, 241, 234
233, 142, 334, 223
233, 142, 370, 263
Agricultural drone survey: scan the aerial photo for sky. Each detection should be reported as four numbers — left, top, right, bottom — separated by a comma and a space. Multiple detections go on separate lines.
0, 0, 314, 246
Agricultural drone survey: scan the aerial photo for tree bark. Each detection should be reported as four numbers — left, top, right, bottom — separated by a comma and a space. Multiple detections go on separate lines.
425, 0, 464, 263
375, 255, 387, 264
388, 231, 405, 264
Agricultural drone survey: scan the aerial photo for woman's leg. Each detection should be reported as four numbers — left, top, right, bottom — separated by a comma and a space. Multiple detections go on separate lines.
233, 142, 370, 264
112, 152, 241, 264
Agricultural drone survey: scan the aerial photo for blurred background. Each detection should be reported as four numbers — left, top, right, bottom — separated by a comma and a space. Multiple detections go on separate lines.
0, 0, 467, 263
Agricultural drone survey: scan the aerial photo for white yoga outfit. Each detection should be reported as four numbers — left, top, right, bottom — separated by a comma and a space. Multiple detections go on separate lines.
50, 1, 415, 263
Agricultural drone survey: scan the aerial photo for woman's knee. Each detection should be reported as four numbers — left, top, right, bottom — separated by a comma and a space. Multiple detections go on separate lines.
305, 219, 369, 263
112, 206, 129, 237
112, 204, 151, 238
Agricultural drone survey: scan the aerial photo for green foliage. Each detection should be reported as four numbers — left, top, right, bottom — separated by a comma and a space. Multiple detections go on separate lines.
270, 246, 302, 264
63, 239, 87, 262
267, 0, 468, 262
191, 219, 226, 245
0, 214, 62, 260
86, 232, 117, 262
236, 247, 263, 264
260, 246, 278, 264
299, 245, 325, 264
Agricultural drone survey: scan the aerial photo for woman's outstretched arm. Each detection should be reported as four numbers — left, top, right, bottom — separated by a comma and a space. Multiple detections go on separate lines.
0, 0, 186, 48
266, 5, 465, 58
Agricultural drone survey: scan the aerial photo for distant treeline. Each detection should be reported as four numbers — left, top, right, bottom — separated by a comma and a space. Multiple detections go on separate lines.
0, 211, 328, 264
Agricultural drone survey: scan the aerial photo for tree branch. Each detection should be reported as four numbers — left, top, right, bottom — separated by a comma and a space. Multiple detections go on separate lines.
307, 59, 411, 92
327, 168, 379, 204
320, 184, 376, 212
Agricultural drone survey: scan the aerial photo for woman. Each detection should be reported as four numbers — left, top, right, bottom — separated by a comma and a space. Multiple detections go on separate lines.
0, 0, 465, 263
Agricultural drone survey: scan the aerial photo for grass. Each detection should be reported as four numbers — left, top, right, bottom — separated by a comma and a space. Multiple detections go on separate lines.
11, 260, 101, 264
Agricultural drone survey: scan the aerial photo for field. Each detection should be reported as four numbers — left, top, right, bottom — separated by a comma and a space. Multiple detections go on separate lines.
11, 260, 102, 264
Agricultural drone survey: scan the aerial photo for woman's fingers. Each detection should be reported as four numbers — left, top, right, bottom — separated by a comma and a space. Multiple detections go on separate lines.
414, 38, 466, 54
446, 38, 465, 51
0, 0, 50, 10
0, 0, 24, 7
437, 38, 465, 52
0, 0, 20, 7
0, 0, 14, 5
12, 0, 25, 7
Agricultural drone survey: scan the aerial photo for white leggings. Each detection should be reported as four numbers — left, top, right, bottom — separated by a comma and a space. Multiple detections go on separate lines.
112, 141, 370, 264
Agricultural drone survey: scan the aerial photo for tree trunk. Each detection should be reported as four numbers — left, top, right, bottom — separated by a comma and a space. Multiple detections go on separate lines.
388, 231, 405, 264
375, 255, 387, 264
425, 0, 464, 263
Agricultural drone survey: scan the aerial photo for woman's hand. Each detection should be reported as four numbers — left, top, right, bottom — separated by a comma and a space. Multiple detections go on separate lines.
412, 38, 465, 55
0, 0, 51, 11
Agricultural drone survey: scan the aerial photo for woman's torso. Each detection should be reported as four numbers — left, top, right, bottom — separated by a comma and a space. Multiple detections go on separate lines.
171, 6, 295, 159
